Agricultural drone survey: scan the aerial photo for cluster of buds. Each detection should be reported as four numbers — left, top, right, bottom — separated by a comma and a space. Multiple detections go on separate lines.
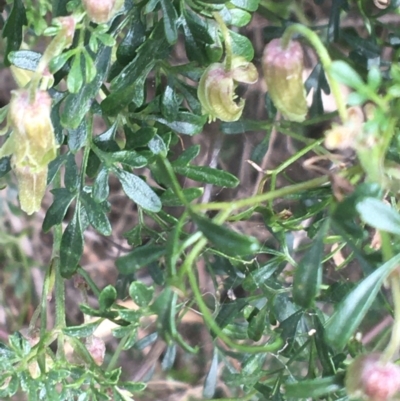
346, 353, 400, 401
0, 89, 58, 214
82, 0, 124, 24
197, 57, 258, 122
262, 38, 308, 122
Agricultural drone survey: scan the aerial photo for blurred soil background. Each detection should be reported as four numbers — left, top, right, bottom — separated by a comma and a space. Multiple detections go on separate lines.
0, 1, 397, 400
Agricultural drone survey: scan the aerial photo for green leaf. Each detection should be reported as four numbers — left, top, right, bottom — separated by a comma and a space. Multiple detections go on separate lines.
116, 244, 166, 274
145, 112, 206, 135
247, 305, 268, 341
125, 126, 156, 149
284, 376, 342, 398
229, 30, 254, 61
229, 9, 252, 27
148, 134, 168, 156
93, 167, 109, 202
161, 343, 177, 370
114, 168, 162, 212
0, 157, 11, 179
109, 150, 148, 168
293, 220, 329, 308
242, 258, 282, 292
356, 198, 400, 235
215, 298, 248, 328
160, 187, 203, 206
61, 45, 112, 129
80, 192, 112, 236
174, 165, 239, 188
329, 60, 364, 90
161, 84, 179, 122
192, 213, 260, 256
120, 382, 147, 393
2, 0, 27, 66
182, 8, 214, 64
67, 53, 84, 94
8, 50, 41, 71
60, 209, 84, 278
110, 25, 169, 90
325, 253, 400, 349
129, 281, 154, 307
116, 10, 146, 65
160, 0, 178, 44
171, 145, 200, 167
68, 120, 87, 153
42, 188, 76, 232
230, 0, 259, 11
99, 285, 117, 310
63, 320, 102, 338
203, 348, 218, 398
65, 153, 79, 192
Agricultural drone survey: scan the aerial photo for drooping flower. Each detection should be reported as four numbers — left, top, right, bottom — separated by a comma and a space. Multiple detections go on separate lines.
262, 38, 307, 122
345, 353, 400, 401
197, 57, 258, 122
0, 89, 58, 214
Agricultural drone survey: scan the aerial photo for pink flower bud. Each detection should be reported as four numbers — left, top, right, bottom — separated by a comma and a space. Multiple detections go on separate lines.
346, 353, 400, 401
56, 16, 76, 49
86, 336, 106, 366
262, 38, 307, 122
82, 0, 124, 24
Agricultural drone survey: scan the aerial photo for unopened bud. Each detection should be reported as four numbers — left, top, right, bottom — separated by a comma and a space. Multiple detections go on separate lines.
262, 38, 307, 122
198, 57, 258, 122
56, 16, 76, 49
82, 0, 124, 24
346, 353, 400, 401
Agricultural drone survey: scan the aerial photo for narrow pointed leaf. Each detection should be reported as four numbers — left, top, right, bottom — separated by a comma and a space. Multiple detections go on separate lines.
192, 213, 260, 256
325, 253, 400, 349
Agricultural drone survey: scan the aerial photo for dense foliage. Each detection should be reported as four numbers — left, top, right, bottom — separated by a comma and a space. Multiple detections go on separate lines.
1, 0, 400, 400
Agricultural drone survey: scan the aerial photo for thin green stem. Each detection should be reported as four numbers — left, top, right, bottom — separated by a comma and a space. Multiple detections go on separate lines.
382, 274, 400, 362
281, 23, 348, 122
184, 236, 283, 353
77, 266, 101, 297
193, 173, 330, 211
53, 166, 66, 358
212, 12, 232, 71
159, 156, 190, 206
107, 334, 129, 371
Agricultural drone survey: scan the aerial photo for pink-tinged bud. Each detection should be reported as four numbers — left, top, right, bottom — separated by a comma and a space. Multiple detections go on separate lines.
262, 38, 307, 122
82, 0, 124, 24
86, 336, 106, 366
13, 165, 48, 215
198, 57, 258, 122
8, 89, 57, 169
345, 353, 400, 401
56, 16, 76, 49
